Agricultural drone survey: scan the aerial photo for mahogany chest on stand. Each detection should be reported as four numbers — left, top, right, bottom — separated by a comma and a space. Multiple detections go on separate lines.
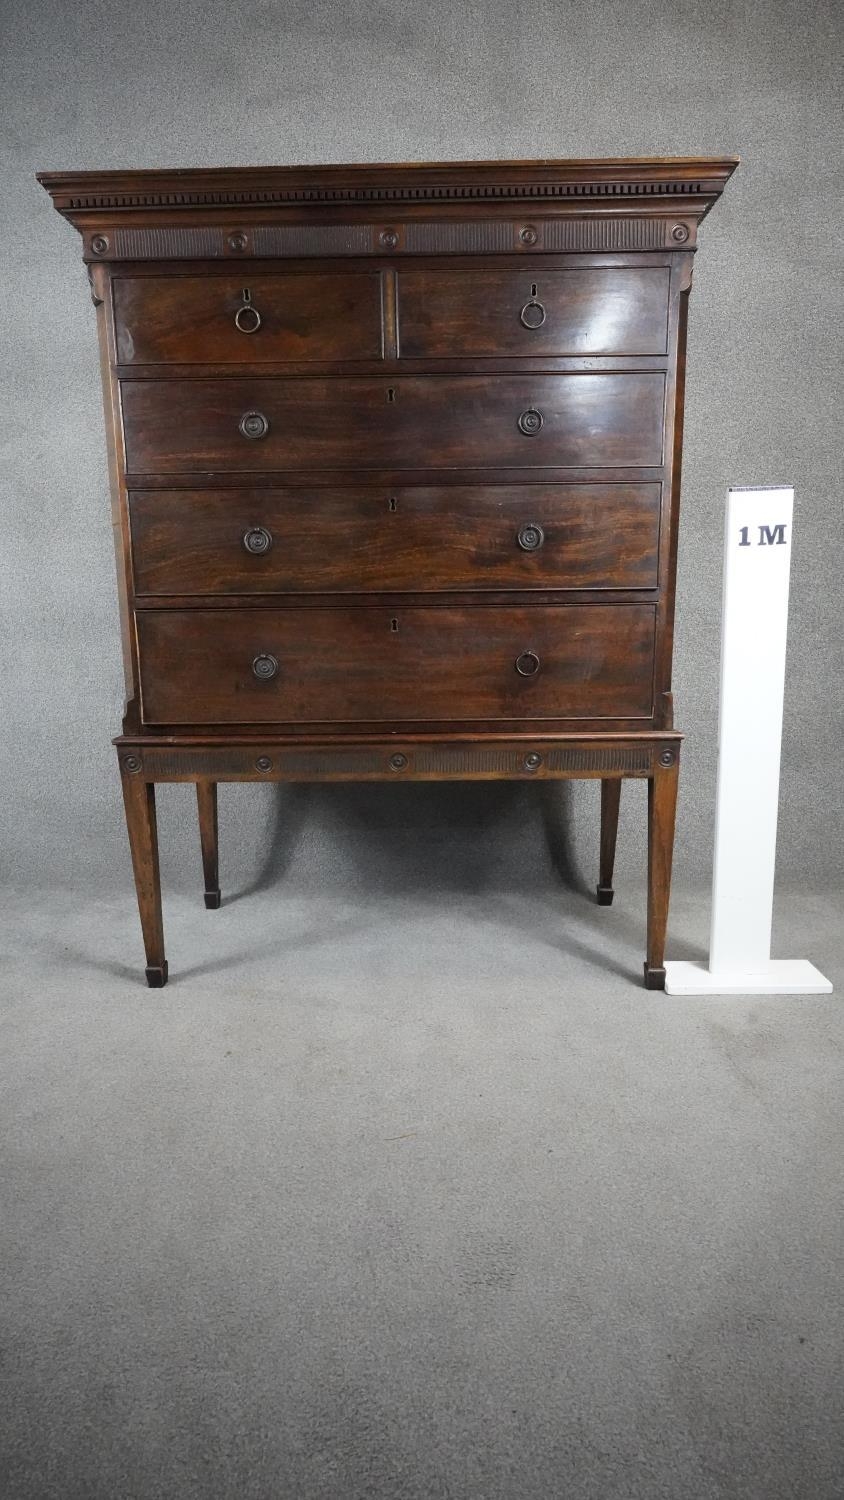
39, 156, 737, 987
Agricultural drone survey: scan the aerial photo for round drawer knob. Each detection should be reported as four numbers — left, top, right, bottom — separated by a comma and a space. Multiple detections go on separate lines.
243, 525, 273, 555
239, 411, 269, 440
520, 300, 547, 329
517, 522, 545, 552
515, 650, 541, 677
251, 653, 279, 682
235, 303, 262, 334
517, 408, 543, 437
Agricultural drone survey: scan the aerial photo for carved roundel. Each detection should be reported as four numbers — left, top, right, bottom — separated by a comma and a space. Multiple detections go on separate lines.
379, 227, 399, 249
91, 234, 109, 255
255, 755, 274, 772
519, 225, 539, 246
122, 754, 142, 774
523, 751, 543, 771
389, 752, 408, 771
228, 230, 248, 252
659, 747, 676, 766
671, 223, 690, 243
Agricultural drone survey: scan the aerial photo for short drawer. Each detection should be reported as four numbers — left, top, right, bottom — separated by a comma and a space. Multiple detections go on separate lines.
397, 267, 670, 357
121, 374, 665, 473
112, 272, 383, 364
136, 604, 656, 724
129, 484, 661, 595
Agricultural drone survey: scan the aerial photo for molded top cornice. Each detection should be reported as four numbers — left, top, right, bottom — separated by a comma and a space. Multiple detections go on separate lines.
38, 156, 739, 224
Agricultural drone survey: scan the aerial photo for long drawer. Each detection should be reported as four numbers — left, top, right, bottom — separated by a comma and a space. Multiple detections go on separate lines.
396, 267, 670, 357
129, 483, 661, 594
113, 272, 384, 364
121, 374, 666, 473
136, 605, 656, 724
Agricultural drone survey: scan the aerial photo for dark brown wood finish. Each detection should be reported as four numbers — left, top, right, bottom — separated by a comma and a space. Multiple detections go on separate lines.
396, 267, 670, 357
120, 768, 167, 986
40, 156, 737, 986
135, 604, 657, 725
121, 373, 667, 473
129, 484, 662, 595
196, 780, 220, 908
645, 750, 680, 988
113, 271, 384, 364
598, 778, 622, 905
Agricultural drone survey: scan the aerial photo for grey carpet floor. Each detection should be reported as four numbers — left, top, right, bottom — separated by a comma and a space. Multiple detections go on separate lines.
1, 879, 842, 1500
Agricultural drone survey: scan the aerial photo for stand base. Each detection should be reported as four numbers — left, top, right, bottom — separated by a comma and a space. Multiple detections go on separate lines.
664, 959, 832, 996
117, 731, 682, 988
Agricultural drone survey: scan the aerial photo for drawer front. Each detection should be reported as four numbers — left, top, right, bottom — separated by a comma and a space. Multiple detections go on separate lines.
136, 605, 656, 724
397, 267, 670, 357
130, 484, 661, 595
113, 273, 383, 364
121, 374, 665, 473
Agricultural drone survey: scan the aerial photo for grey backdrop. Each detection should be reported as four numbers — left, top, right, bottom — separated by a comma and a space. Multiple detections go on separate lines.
1, 0, 842, 901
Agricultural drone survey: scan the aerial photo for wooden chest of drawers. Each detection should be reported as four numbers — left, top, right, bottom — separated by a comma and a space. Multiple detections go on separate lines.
39, 156, 737, 988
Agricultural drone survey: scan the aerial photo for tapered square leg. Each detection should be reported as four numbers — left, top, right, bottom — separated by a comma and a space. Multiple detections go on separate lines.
196, 780, 220, 908
597, 777, 622, 905
120, 767, 167, 987
644, 753, 680, 989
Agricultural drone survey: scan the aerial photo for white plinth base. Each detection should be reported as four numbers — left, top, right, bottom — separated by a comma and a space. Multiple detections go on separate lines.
664, 959, 833, 996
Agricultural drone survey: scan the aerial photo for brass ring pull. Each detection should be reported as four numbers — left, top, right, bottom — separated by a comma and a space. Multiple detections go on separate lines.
235, 303, 262, 334
239, 411, 269, 440
515, 651, 541, 677
517, 408, 543, 437
251, 653, 279, 682
243, 526, 273, 555
517, 522, 545, 552
520, 300, 547, 329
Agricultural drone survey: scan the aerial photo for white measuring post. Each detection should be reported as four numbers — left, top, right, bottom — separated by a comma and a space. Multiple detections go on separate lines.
665, 486, 832, 996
